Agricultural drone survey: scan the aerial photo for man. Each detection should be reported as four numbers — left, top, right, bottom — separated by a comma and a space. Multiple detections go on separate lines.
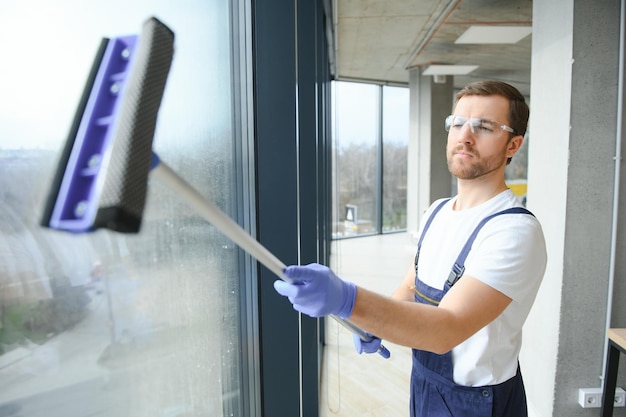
274, 80, 547, 417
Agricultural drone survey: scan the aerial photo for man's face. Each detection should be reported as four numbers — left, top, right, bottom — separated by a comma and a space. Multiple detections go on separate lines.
446, 94, 521, 181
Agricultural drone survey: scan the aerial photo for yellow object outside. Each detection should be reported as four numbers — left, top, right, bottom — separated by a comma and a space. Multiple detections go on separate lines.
506, 180, 527, 197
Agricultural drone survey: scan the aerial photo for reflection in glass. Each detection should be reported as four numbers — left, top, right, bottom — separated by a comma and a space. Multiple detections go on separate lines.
0, 2, 243, 416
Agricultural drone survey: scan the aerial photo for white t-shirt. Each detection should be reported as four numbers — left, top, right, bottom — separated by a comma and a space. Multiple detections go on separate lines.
416, 189, 547, 386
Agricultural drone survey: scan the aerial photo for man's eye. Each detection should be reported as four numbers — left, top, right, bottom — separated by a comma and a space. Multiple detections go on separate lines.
452, 118, 466, 128
474, 121, 495, 132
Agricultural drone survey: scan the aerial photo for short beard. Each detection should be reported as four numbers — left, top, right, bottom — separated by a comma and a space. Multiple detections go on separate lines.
447, 145, 507, 180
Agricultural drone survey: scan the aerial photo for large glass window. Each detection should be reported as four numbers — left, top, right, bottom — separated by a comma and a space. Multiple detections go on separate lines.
332, 81, 409, 238
332, 82, 379, 237
382, 86, 409, 232
0, 2, 250, 416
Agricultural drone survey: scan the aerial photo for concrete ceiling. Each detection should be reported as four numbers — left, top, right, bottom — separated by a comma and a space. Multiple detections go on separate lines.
331, 0, 533, 96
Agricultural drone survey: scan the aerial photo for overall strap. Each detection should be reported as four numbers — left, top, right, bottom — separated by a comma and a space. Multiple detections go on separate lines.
446, 207, 534, 287
414, 199, 451, 267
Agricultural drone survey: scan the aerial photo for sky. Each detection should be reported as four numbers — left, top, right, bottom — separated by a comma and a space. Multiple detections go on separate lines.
0, 2, 409, 153
333, 81, 409, 148
0, 0, 223, 151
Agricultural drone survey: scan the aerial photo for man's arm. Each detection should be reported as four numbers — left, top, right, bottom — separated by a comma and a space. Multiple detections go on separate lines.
391, 264, 417, 302
274, 263, 512, 355
350, 275, 512, 354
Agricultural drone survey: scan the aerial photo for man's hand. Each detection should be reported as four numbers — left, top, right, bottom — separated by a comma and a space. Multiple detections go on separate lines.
353, 333, 391, 358
273, 263, 356, 319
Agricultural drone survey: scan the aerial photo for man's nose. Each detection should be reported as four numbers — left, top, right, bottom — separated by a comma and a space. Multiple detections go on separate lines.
457, 122, 477, 141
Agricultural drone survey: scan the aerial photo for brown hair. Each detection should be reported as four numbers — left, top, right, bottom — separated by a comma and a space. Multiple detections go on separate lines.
454, 80, 529, 138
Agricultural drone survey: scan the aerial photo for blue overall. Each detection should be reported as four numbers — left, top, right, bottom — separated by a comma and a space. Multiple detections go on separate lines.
410, 199, 533, 417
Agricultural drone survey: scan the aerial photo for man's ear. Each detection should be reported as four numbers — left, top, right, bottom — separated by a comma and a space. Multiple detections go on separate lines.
507, 135, 524, 159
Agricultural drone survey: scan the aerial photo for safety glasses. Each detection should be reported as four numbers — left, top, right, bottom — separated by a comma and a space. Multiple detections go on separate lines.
445, 115, 516, 138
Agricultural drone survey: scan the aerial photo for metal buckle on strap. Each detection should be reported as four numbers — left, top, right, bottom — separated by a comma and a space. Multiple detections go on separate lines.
447, 263, 465, 287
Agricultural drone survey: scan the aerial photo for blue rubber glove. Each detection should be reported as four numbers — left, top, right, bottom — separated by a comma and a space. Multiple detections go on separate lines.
273, 263, 356, 319
353, 333, 391, 358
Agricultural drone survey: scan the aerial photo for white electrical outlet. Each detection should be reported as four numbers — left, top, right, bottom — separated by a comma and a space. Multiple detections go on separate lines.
578, 387, 626, 408
579, 388, 602, 408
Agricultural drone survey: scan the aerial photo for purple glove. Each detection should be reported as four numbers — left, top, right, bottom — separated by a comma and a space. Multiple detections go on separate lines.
353, 333, 391, 358
273, 263, 356, 319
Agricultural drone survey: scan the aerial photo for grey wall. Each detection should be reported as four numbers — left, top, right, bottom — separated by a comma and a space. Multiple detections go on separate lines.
523, 0, 626, 416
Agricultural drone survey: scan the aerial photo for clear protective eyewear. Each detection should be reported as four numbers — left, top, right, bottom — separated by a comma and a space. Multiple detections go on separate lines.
445, 115, 516, 138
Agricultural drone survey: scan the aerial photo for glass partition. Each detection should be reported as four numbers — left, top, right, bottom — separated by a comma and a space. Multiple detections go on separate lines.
382, 86, 409, 232
0, 2, 248, 416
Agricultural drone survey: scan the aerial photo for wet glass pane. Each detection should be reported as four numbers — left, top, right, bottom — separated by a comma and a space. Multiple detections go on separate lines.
382, 86, 409, 232
0, 2, 243, 416
332, 82, 379, 238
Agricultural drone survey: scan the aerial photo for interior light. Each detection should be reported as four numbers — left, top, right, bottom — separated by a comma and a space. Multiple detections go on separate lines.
422, 65, 479, 75
455, 26, 532, 44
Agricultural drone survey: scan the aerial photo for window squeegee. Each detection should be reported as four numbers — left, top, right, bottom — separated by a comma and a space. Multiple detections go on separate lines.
41, 17, 389, 358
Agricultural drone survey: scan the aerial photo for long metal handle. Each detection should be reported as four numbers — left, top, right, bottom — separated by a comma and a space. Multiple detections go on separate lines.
153, 158, 287, 280
151, 157, 387, 353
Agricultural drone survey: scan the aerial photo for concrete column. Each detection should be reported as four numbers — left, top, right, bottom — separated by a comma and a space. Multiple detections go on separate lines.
523, 0, 625, 416
407, 68, 453, 239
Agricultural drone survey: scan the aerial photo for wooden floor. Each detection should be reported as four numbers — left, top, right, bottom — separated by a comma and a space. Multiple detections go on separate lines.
319, 232, 417, 417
